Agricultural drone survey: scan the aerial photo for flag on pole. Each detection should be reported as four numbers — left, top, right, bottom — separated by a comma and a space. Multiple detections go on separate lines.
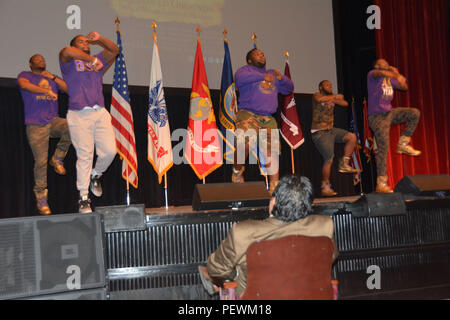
363, 99, 374, 161
110, 30, 138, 188
349, 99, 363, 185
218, 35, 237, 163
280, 60, 304, 149
184, 37, 222, 180
148, 31, 173, 184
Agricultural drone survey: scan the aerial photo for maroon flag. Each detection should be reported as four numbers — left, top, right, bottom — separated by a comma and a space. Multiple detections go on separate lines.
280, 61, 303, 149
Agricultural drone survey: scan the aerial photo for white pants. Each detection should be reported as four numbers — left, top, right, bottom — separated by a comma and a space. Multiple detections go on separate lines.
67, 107, 116, 195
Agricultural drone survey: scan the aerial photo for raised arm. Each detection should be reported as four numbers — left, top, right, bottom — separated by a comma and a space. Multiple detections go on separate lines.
59, 46, 103, 72
313, 93, 348, 107
87, 31, 119, 64
40, 70, 68, 93
371, 67, 408, 91
18, 77, 57, 100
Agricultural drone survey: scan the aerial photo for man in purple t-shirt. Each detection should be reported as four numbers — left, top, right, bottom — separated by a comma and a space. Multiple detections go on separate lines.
367, 58, 421, 193
59, 32, 119, 213
232, 48, 294, 194
18, 54, 71, 215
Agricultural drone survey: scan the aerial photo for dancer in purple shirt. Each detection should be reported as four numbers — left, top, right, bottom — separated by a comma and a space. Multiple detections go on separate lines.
232, 48, 294, 193
59, 32, 119, 213
367, 58, 421, 193
18, 54, 71, 215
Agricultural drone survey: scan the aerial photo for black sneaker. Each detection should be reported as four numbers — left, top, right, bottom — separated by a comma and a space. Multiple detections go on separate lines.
78, 195, 92, 214
90, 175, 102, 197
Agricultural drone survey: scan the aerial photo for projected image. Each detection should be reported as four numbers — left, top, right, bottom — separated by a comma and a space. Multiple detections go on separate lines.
110, 0, 224, 27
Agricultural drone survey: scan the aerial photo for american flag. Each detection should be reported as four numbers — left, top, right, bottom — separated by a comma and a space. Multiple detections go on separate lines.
110, 30, 138, 188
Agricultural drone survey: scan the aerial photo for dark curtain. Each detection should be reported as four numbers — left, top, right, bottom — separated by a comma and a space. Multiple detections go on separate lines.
0, 78, 356, 218
374, 0, 450, 188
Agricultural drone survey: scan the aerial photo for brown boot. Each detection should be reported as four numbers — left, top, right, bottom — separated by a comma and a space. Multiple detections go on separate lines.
49, 154, 67, 175
376, 176, 393, 193
321, 181, 337, 197
397, 136, 421, 156
35, 189, 51, 215
338, 156, 359, 174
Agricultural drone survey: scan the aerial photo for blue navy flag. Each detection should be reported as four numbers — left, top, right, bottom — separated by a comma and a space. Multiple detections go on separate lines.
219, 39, 237, 163
110, 30, 138, 188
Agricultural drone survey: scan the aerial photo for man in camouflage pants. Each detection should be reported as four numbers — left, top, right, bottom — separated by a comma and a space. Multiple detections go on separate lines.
367, 59, 421, 193
232, 49, 294, 193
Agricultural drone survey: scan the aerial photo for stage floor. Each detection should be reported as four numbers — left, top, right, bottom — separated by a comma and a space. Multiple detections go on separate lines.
145, 195, 362, 215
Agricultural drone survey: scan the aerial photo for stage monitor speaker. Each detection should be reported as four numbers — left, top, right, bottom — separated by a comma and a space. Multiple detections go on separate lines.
0, 213, 105, 300
352, 192, 407, 217
192, 181, 271, 211
95, 204, 146, 233
394, 175, 450, 197
22, 288, 108, 300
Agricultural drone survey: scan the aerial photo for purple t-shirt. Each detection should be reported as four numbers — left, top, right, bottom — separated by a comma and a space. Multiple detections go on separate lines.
59, 52, 108, 111
235, 65, 294, 116
17, 71, 59, 125
367, 70, 399, 115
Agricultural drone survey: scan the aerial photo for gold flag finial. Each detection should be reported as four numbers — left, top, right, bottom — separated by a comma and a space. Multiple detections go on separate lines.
223, 29, 228, 38
152, 20, 158, 33
196, 26, 202, 38
251, 33, 258, 47
115, 16, 121, 32
284, 51, 290, 58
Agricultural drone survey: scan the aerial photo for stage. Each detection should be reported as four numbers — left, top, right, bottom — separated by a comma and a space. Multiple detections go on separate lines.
1, 192, 449, 300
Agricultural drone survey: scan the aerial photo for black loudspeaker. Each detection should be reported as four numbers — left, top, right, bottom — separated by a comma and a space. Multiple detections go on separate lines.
0, 214, 105, 300
394, 175, 450, 197
22, 288, 108, 300
95, 204, 146, 233
192, 181, 271, 211
351, 192, 407, 217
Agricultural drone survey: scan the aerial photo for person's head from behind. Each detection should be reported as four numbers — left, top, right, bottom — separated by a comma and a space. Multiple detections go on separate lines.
269, 175, 314, 222
246, 48, 266, 68
70, 35, 91, 54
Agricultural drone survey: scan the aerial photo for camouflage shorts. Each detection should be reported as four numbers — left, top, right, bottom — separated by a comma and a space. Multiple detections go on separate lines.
235, 109, 280, 156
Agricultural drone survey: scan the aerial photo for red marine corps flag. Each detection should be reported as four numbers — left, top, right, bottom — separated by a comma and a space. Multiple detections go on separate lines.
184, 29, 222, 181
280, 53, 303, 173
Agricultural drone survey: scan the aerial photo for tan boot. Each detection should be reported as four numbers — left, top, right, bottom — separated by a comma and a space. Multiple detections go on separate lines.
397, 136, 421, 156
49, 154, 67, 175
35, 189, 51, 215
338, 156, 359, 174
376, 176, 393, 193
231, 166, 245, 183
321, 181, 337, 197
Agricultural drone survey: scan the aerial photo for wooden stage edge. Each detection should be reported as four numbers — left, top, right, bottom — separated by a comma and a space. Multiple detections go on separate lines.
144, 195, 361, 216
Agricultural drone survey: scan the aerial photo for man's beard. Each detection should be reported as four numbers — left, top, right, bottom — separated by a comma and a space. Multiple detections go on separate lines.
253, 61, 266, 68
32, 66, 45, 72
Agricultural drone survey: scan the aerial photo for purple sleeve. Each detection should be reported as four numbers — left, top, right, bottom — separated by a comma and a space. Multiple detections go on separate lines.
96, 52, 109, 72
390, 76, 399, 89
235, 67, 265, 90
276, 75, 294, 95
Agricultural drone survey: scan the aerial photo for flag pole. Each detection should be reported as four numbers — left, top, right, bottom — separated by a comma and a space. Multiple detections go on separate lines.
352, 97, 364, 196
164, 173, 168, 210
